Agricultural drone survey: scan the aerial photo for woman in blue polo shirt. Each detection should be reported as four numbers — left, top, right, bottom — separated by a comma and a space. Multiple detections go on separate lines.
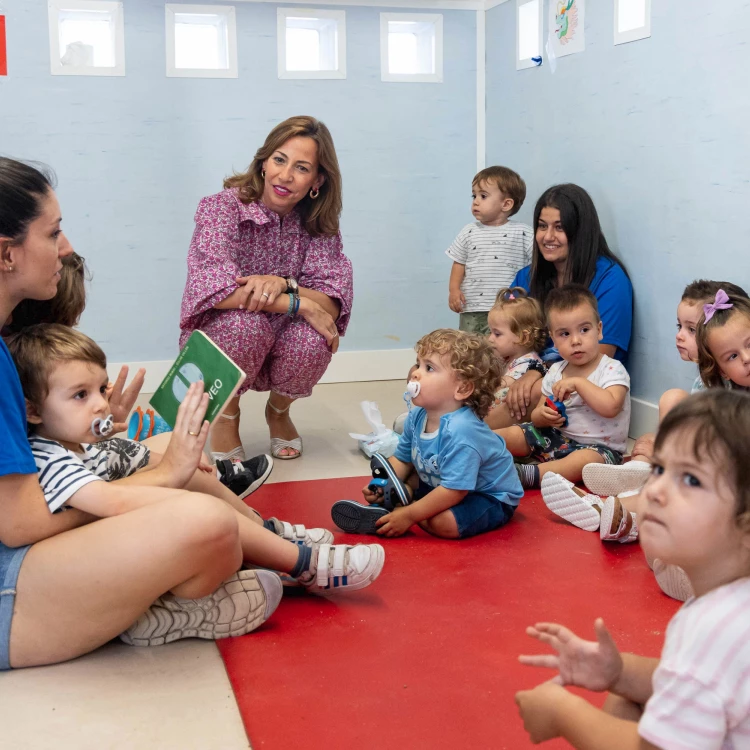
505, 183, 633, 420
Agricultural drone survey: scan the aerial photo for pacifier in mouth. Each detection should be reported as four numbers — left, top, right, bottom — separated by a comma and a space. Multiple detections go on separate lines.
403, 380, 420, 409
91, 414, 115, 438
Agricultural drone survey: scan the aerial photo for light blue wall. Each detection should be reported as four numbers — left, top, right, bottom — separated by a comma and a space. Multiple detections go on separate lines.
0, 1, 477, 361
486, 0, 750, 403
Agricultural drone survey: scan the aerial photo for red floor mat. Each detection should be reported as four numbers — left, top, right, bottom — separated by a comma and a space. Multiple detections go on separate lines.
218, 477, 679, 749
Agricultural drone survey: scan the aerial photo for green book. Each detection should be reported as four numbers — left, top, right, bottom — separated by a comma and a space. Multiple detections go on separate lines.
149, 331, 246, 429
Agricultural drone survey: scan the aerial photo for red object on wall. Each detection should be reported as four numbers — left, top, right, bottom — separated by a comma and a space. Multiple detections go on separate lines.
0, 16, 7, 77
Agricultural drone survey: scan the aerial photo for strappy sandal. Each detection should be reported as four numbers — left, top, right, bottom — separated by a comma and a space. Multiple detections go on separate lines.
266, 400, 303, 460
210, 409, 247, 463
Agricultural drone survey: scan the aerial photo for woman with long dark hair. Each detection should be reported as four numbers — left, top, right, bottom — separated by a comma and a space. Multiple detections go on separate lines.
504, 184, 632, 420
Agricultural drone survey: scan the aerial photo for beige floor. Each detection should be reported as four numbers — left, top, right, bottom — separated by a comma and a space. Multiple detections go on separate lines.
0, 380, 405, 750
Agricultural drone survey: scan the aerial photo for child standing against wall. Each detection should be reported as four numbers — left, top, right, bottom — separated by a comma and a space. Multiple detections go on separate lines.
447, 167, 533, 336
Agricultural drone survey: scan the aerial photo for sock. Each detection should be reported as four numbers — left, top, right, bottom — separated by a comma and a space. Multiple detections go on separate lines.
516, 463, 540, 489
290, 544, 312, 579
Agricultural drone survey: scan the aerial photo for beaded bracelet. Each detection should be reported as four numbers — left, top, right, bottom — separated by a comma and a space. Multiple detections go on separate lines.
286, 293, 295, 317
293, 294, 301, 316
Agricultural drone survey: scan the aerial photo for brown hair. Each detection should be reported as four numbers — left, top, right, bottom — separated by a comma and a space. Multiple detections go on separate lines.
655, 390, 750, 531
415, 329, 501, 419
223, 116, 342, 238
681, 279, 747, 305
6, 323, 107, 410
696, 293, 750, 389
490, 287, 547, 353
544, 283, 600, 325
6, 252, 87, 333
472, 166, 526, 217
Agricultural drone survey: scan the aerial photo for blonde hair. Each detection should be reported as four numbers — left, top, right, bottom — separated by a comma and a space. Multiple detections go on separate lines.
224, 116, 342, 238
696, 294, 750, 389
490, 287, 547, 353
6, 323, 106, 410
415, 329, 501, 419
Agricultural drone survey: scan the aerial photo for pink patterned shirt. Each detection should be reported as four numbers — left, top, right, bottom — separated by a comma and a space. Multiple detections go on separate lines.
179, 189, 353, 342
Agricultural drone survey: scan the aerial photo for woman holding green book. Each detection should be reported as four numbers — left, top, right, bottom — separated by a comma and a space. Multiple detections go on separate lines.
179, 116, 353, 462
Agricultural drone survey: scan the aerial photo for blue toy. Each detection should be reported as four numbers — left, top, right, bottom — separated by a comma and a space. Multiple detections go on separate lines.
128, 406, 171, 441
545, 397, 569, 427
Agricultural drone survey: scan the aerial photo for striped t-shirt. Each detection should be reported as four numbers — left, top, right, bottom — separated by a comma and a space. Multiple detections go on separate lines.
639, 576, 750, 749
30, 436, 151, 513
445, 221, 533, 313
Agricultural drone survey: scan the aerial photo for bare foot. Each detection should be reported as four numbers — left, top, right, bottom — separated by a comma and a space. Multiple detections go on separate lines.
265, 402, 301, 458
210, 411, 242, 455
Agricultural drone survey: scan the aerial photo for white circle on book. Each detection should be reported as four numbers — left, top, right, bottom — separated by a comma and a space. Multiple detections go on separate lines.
173, 362, 204, 402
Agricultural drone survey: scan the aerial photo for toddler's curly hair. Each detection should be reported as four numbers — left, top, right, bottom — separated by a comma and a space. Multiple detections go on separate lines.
490, 287, 547, 353
415, 329, 501, 419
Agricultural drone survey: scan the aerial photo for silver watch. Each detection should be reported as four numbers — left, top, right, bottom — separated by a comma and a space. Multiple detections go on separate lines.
285, 276, 299, 294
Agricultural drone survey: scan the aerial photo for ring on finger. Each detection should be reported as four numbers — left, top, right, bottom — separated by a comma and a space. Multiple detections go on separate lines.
261, 292, 270, 298
188, 430, 199, 436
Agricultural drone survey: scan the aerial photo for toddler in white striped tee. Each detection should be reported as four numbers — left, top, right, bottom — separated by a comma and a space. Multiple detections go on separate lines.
446, 166, 533, 336
515, 389, 750, 749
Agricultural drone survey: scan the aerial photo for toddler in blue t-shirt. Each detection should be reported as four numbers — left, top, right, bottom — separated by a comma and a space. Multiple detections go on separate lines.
332, 329, 523, 539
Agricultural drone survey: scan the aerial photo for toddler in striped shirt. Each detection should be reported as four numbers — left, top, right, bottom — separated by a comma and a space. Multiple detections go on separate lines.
446, 166, 533, 336
515, 389, 750, 749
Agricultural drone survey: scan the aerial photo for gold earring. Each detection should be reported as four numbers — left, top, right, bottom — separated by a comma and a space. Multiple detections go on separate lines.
310, 187, 320, 200
261, 169, 266, 178
5, 264, 13, 272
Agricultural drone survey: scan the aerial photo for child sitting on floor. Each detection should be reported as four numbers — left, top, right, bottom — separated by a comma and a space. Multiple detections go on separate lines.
495, 284, 630, 490
7, 324, 385, 606
485, 287, 547, 430
515, 389, 750, 749
331, 329, 523, 539
583, 279, 748, 499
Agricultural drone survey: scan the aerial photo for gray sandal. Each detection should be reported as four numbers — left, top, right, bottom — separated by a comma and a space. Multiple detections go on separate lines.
266, 400, 303, 460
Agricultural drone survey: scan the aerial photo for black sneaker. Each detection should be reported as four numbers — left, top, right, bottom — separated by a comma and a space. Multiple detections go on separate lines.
216, 454, 273, 499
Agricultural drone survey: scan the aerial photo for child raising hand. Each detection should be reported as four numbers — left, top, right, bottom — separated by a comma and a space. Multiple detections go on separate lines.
515, 389, 750, 747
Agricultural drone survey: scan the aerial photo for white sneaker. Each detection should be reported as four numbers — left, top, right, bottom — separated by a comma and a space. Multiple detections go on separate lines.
582, 462, 651, 498
299, 543, 385, 594
541, 473, 604, 531
269, 517, 334, 547
120, 570, 282, 646
653, 559, 694, 602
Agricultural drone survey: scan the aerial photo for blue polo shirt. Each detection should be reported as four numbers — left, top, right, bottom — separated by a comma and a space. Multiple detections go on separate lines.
0, 338, 36, 478
512, 256, 633, 362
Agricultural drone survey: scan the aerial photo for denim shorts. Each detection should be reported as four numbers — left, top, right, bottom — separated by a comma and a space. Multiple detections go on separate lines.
0, 541, 31, 671
414, 481, 515, 539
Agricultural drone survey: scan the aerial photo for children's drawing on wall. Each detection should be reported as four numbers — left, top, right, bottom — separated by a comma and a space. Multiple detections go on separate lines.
549, 0, 585, 59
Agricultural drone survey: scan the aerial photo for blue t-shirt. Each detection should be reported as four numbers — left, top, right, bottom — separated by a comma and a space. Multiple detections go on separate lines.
512, 256, 633, 362
394, 406, 523, 508
0, 338, 36, 478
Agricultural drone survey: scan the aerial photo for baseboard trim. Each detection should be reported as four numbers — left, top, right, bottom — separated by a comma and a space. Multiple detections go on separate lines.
629, 397, 658, 439
108, 348, 417, 395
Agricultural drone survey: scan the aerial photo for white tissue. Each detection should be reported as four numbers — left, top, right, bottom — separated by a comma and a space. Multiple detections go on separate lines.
349, 400, 400, 458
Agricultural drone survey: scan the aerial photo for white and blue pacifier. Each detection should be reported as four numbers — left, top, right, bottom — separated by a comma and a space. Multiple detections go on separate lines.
403, 380, 421, 410
91, 414, 115, 438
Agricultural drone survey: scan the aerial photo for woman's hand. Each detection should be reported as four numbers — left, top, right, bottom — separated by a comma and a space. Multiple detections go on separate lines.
299, 297, 340, 353
234, 275, 287, 312
506, 370, 543, 421
107, 366, 146, 434
157, 382, 211, 488
518, 619, 624, 693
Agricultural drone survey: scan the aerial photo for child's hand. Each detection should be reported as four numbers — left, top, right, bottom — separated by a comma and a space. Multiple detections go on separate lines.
552, 378, 578, 402
375, 506, 414, 537
515, 681, 569, 744
107, 365, 147, 434
198, 458, 215, 474
158, 382, 210, 488
518, 619, 623, 693
448, 289, 466, 313
362, 482, 381, 504
532, 404, 565, 429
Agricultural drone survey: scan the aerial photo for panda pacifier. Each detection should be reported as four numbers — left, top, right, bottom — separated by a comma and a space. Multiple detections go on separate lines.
91, 414, 115, 438
403, 380, 421, 409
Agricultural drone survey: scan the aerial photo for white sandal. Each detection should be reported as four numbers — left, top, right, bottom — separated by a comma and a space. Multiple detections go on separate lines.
210, 410, 247, 463
266, 400, 303, 460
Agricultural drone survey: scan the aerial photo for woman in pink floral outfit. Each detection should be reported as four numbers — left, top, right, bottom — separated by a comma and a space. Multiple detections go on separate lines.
180, 116, 352, 460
